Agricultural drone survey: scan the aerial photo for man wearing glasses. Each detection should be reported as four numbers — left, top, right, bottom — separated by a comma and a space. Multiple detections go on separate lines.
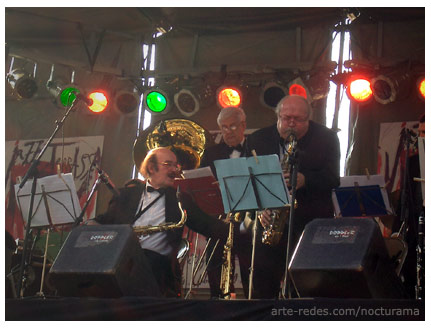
199, 106, 251, 299
200, 106, 247, 176
246, 94, 340, 299
94, 147, 232, 297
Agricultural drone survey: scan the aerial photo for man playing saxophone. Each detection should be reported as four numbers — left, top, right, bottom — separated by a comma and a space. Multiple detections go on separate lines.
93, 147, 233, 297
246, 95, 341, 299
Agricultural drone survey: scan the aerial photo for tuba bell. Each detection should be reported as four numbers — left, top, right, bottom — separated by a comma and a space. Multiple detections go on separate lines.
133, 118, 213, 171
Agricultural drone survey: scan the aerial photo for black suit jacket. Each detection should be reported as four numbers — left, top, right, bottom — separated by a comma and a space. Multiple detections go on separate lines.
246, 121, 340, 234
95, 179, 230, 258
200, 140, 246, 177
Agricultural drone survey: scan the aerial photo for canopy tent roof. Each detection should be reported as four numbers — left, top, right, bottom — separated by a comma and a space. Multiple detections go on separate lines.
5, 7, 425, 221
6, 7, 424, 55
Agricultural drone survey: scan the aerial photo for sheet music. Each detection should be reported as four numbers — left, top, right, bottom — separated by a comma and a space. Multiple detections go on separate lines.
214, 155, 289, 212
15, 173, 81, 227
182, 166, 214, 179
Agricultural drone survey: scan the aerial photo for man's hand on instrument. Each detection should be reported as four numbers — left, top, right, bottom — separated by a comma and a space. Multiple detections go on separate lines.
257, 209, 272, 228
283, 171, 306, 190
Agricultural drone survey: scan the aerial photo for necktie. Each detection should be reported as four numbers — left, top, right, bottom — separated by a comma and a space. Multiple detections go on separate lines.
228, 144, 243, 153
146, 186, 164, 194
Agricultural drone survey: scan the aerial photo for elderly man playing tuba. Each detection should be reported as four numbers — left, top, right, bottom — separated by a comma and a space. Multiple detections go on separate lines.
94, 147, 232, 298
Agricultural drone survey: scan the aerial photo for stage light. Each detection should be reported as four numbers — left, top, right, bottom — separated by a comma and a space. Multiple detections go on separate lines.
7, 68, 38, 99
174, 89, 200, 117
114, 90, 139, 115
370, 75, 395, 104
288, 77, 311, 100
260, 82, 288, 109
346, 76, 373, 103
46, 80, 81, 107
216, 86, 242, 108
87, 91, 109, 113
417, 77, 425, 100
371, 73, 411, 105
144, 88, 171, 114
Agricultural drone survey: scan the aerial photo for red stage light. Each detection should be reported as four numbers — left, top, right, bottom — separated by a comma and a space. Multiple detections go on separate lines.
347, 77, 373, 103
217, 87, 242, 108
417, 77, 425, 99
289, 84, 308, 99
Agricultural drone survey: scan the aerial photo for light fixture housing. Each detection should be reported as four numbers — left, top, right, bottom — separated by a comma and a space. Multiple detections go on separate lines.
46, 79, 81, 107
260, 82, 288, 109
371, 72, 411, 104
114, 90, 140, 115
7, 68, 38, 99
370, 75, 396, 104
174, 89, 200, 117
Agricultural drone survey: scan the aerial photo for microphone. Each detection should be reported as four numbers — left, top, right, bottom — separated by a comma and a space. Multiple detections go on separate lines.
96, 166, 119, 197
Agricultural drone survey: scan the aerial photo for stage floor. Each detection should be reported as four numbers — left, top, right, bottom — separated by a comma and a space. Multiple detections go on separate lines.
6, 296, 424, 320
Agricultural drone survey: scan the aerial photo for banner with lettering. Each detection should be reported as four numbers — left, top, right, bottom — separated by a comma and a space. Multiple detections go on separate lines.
5, 136, 104, 239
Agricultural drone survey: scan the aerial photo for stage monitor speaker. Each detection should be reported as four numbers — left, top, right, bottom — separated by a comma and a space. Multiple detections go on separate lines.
289, 218, 405, 299
49, 224, 161, 298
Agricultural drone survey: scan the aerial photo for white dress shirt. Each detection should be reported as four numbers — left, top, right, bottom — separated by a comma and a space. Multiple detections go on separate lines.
133, 182, 173, 256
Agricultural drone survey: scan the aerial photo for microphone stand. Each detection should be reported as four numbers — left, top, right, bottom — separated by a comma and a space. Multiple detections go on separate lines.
75, 167, 119, 226
281, 143, 299, 299
16, 99, 81, 297
397, 129, 415, 239
75, 169, 103, 226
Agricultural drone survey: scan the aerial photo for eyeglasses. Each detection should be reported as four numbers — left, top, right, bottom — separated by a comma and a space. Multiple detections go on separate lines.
158, 161, 180, 170
220, 122, 243, 132
278, 115, 308, 123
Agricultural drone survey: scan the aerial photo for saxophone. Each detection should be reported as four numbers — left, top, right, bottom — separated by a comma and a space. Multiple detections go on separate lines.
133, 187, 187, 236
261, 132, 297, 246
220, 212, 240, 299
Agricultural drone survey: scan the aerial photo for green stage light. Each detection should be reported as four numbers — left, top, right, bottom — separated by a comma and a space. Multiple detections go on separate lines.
144, 89, 171, 115
60, 87, 81, 107
146, 91, 167, 112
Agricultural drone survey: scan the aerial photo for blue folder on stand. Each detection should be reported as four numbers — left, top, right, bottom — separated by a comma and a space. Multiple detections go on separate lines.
334, 184, 388, 217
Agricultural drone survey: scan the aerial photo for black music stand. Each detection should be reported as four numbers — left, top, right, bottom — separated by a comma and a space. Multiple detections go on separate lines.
14, 173, 80, 296
214, 154, 290, 299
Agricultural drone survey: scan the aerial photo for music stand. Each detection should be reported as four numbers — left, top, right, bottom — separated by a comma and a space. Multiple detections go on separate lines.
14, 173, 80, 296
214, 154, 289, 213
174, 166, 225, 217
214, 154, 290, 299
332, 175, 393, 217
15, 173, 81, 228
